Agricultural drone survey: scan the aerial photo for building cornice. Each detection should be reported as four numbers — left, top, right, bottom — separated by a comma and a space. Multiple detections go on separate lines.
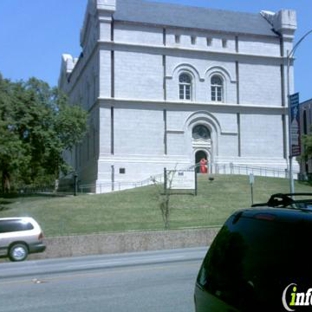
97, 97, 288, 114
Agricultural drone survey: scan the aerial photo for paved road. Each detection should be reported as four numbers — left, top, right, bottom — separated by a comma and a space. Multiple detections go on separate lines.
0, 247, 207, 312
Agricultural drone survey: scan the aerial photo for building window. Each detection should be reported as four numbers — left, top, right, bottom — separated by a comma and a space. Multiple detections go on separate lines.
207, 38, 212, 46
175, 35, 180, 44
191, 36, 196, 45
211, 75, 223, 102
119, 168, 126, 174
192, 125, 210, 140
222, 39, 228, 48
179, 73, 192, 100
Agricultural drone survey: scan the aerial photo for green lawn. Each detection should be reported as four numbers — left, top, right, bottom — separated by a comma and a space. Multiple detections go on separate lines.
0, 175, 311, 237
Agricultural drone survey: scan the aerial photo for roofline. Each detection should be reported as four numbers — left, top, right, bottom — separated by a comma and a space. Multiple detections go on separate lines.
113, 19, 279, 39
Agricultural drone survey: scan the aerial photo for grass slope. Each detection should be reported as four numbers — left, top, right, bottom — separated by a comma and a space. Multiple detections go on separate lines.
0, 175, 311, 237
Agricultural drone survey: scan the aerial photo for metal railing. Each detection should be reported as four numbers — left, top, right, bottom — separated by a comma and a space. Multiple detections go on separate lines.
209, 163, 287, 178
77, 163, 288, 194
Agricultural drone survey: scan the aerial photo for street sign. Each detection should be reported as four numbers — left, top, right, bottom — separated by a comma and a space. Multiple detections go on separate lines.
289, 93, 301, 157
249, 173, 254, 205
249, 173, 254, 185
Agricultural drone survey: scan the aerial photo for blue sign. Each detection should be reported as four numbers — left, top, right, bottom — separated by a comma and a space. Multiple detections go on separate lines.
289, 93, 301, 157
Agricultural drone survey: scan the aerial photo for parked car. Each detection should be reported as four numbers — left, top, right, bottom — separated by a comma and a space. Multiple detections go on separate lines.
0, 217, 46, 261
194, 193, 312, 311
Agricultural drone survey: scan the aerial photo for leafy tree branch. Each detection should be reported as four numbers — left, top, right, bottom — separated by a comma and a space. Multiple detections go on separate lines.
0, 74, 88, 192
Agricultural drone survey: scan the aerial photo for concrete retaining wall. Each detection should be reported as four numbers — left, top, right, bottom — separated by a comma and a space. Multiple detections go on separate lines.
29, 228, 220, 260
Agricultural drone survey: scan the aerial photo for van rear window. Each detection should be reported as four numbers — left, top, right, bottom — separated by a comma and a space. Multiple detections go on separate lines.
0, 220, 34, 233
197, 216, 312, 310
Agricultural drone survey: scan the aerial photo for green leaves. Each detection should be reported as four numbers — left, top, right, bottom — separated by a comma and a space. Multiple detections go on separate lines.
0, 75, 88, 191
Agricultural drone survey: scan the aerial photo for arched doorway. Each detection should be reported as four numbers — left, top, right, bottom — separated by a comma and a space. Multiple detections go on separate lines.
195, 150, 208, 173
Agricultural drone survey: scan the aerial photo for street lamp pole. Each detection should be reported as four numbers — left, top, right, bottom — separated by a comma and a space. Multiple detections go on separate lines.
287, 29, 312, 194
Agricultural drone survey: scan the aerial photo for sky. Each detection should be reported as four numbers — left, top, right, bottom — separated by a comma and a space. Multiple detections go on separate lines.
0, 0, 311, 102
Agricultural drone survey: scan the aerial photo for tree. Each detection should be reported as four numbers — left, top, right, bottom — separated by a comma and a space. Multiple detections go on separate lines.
299, 135, 312, 180
0, 75, 24, 192
151, 168, 176, 230
301, 135, 312, 158
0, 75, 88, 192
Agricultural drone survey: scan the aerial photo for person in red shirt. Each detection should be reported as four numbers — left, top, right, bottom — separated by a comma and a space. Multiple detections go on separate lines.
200, 158, 208, 174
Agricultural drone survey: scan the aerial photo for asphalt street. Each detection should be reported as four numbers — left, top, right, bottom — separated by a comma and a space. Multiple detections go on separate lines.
0, 247, 207, 312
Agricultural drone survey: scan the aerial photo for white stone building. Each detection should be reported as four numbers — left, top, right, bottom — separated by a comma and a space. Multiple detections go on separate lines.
59, 0, 298, 192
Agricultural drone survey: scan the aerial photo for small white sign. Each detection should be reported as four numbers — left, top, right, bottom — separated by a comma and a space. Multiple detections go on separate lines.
167, 170, 195, 190
249, 173, 255, 185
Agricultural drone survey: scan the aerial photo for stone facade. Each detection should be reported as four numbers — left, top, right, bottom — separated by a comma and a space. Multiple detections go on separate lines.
59, 0, 298, 192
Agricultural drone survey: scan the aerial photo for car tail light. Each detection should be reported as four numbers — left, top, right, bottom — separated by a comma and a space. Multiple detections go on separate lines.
38, 232, 44, 240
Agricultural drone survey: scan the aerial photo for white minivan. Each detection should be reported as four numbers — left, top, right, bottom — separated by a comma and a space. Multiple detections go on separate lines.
0, 217, 46, 261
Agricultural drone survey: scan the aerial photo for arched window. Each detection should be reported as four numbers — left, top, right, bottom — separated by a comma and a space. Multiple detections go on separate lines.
179, 73, 192, 100
192, 125, 210, 140
211, 75, 223, 102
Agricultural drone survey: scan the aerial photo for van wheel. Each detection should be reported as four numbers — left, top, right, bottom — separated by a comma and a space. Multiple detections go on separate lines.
9, 243, 28, 261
